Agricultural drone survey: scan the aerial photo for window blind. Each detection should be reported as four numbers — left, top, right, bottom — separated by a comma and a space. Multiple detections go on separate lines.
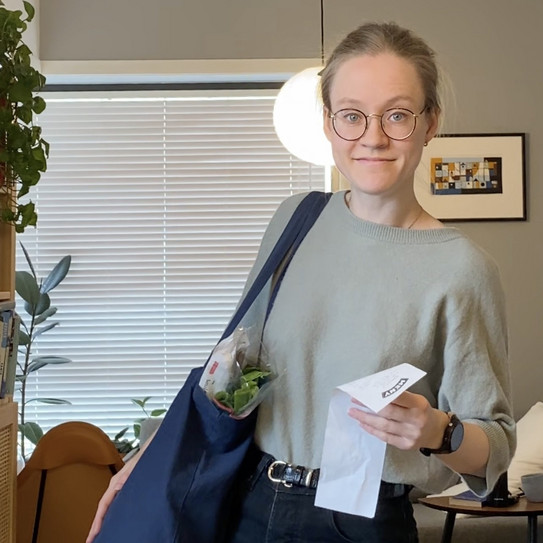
16, 90, 326, 442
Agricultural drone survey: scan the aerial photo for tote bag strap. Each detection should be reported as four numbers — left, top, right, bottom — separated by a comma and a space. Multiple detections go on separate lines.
221, 191, 332, 340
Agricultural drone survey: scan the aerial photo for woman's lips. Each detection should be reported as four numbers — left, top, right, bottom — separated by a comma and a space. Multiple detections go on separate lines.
354, 157, 394, 163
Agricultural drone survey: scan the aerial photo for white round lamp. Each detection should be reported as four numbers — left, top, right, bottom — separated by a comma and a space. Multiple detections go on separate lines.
273, 67, 335, 166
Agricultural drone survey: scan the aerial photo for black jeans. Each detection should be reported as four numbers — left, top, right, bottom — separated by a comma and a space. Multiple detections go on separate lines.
227, 451, 419, 543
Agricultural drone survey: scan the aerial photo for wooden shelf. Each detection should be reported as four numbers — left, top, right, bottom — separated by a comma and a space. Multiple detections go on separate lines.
1, 185, 16, 543
0, 400, 17, 543
0, 203, 15, 301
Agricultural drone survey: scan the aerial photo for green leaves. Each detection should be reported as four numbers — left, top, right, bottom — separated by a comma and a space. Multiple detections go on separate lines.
16, 275, 48, 316
25, 397, 72, 406
27, 355, 71, 374
0, 2, 48, 233
112, 397, 166, 455
131, 396, 151, 409
14, 202, 37, 232
15, 270, 40, 306
19, 422, 43, 445
15, 244, 72, 460
42, 255, 71, 293
214, 366, 271, 415
33, 95, 46, 114
16, 250, 71, 319
22, 1, 35, 22
112, 427, 137, 455
34, 307, 58, 326
131, 396, 167, 418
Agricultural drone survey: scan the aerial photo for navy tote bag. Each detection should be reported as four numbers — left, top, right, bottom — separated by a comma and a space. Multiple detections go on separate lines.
93, 191, 332, 543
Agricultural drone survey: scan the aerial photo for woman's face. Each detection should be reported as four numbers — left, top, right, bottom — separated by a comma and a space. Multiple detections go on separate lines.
323, 53, 439, 200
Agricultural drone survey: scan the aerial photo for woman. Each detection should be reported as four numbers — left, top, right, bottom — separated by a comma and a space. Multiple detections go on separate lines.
88, 22, 515, 543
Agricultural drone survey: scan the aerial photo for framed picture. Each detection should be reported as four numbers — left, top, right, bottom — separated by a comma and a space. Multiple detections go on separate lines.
414, 133, 526, 221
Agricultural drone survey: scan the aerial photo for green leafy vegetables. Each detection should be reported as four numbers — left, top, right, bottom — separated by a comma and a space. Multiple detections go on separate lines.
214, 366, 271, 415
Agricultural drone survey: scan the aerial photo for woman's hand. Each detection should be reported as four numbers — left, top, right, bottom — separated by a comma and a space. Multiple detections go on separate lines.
348, 391, 490, 476
86, 427, 158, 543
85, 459, 136, 543
347, 391, 447, 450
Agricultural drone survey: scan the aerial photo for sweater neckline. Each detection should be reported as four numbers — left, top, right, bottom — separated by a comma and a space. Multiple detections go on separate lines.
331, 191, 463, 245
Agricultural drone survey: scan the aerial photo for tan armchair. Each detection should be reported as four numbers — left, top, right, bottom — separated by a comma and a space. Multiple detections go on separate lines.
17, 421, 124, 543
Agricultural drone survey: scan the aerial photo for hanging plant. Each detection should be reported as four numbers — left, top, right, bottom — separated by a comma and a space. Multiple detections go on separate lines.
0, 0, 48, 233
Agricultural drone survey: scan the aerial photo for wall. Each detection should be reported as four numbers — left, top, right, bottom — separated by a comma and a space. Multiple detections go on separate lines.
39, 0, 320, 61
38, 0, 543, 419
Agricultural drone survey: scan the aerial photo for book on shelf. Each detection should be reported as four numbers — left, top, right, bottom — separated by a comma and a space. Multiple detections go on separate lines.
0, 305, 16, 399
2, 313, 19, 398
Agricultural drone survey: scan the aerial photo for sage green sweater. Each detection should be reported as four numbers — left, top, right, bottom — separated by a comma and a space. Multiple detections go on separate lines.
240, 191, 515, 495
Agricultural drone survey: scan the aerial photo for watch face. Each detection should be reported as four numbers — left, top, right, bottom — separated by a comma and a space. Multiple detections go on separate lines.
450, 419, 465, 451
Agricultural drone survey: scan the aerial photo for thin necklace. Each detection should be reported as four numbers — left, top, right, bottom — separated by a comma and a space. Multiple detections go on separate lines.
345, 192, 424, 230
406, 206, 424, 230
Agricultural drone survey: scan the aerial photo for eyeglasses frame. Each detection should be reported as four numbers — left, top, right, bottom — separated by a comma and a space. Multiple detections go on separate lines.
328, 106, 428, 142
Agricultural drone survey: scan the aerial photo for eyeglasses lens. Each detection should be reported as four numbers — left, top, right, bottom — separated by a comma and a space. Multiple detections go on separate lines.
332, 109, 417, 141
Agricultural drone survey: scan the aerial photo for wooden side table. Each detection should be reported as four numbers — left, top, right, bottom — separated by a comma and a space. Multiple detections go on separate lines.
419, 495, 543, 543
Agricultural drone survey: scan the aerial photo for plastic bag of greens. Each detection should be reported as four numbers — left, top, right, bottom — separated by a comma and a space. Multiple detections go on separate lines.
198, 327, 279, 418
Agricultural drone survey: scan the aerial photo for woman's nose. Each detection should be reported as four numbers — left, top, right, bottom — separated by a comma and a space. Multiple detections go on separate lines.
360, 114, 388, 146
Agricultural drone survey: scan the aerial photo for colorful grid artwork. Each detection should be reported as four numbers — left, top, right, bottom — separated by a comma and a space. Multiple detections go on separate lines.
430, 156, 503, 195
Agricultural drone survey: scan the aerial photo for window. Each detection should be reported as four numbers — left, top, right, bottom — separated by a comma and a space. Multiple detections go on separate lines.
16, 89, 326, 442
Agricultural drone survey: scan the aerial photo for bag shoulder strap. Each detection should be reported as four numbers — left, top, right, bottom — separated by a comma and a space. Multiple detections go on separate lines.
222, 191, 332, 339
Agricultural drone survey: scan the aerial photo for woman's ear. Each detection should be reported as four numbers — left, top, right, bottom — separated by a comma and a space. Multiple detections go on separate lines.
323, 107, 333, 143
425, 108, 440, 143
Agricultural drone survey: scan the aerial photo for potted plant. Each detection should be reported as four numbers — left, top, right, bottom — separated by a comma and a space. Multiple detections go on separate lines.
0, 0, 48, 233
15, 243, 72, 461
112, 397, 166, 457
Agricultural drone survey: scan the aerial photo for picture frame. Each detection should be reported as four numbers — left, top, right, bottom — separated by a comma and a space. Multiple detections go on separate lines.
414, 133, 526, 221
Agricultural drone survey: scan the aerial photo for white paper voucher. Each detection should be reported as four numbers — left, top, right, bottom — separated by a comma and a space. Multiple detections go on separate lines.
314, 363, 426, 518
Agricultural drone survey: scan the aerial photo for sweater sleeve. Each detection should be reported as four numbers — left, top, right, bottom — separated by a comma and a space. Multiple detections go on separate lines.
437, 249, 516, 495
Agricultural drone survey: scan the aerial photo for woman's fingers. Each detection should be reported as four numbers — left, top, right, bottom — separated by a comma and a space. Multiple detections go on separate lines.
85, 467, 131, 543
86, 484, 118, 542
348, 391, 433, 449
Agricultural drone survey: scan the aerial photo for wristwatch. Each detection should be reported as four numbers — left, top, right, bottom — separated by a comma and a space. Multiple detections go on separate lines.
420, 413, 464, 456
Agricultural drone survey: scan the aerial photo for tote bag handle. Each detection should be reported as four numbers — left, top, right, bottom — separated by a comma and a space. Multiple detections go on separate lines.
222, 191, 332, 341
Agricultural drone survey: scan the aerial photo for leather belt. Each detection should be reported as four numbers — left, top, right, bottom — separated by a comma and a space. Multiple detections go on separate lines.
260, 451, 410, 497
267, 460, 319, 489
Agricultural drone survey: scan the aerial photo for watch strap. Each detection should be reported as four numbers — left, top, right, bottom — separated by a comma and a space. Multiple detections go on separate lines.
420, 413, 464, 457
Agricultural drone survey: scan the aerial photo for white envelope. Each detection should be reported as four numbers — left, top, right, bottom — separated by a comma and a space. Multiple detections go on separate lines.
315, 363, 426, 518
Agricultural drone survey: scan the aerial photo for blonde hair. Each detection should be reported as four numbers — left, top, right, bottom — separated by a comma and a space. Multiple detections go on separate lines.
320, 22, 441, 115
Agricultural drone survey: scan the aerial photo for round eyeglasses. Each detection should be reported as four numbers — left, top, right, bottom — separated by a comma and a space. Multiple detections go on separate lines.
329, 107, 427, 141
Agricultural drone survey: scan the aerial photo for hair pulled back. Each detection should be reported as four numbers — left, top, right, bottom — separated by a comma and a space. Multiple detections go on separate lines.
320, 22, 441, 114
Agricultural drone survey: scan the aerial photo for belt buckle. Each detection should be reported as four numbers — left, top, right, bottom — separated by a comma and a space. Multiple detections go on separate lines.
267, 460, 293, 488
304, 468, 315, 488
